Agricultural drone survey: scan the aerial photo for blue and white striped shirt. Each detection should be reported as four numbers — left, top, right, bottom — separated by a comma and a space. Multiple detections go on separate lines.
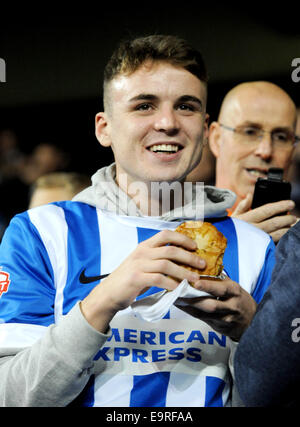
0, 201, 275, 406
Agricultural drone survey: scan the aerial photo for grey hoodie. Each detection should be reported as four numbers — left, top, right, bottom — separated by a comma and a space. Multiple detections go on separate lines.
73, 163, 236, 220
0, 164, 236, 407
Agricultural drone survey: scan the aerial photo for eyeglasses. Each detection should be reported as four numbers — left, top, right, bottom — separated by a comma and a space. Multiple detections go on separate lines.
219, 123, 300, 149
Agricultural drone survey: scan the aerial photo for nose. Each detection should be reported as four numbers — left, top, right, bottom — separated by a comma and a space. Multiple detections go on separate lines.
254, 133, 273, 160
153, 106, 179, 135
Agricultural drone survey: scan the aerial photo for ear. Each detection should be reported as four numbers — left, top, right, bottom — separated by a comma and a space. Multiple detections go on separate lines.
208, 121, 221, 157
95, 112, 112, 147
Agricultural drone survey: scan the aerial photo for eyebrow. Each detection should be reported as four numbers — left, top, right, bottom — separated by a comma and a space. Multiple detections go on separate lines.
128, 94, 158, 103
240, 121, 293, 132
128, 93, 203, 109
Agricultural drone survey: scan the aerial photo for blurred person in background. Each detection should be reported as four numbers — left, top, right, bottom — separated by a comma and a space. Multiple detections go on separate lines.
0, 129, 27, 236
0, 129, 29, 235
28, 172, 91, 209
188, 81, 298, 243
0, 142, 70, 240
20, 143, 69, 185
0, 129, 26, 182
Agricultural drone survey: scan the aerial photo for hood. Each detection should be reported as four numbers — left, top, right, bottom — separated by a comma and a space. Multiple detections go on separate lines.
73, 163, 236, 221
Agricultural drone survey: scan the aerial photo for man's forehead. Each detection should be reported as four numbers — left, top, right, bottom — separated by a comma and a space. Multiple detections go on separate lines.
109, 62, 207, 99
221, 88, 296, 128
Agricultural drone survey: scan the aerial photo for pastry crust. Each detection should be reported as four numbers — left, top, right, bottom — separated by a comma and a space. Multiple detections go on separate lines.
175, 221, 227, 277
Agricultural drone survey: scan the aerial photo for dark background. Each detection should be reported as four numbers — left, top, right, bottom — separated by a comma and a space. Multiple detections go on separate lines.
0, 3, 299, 176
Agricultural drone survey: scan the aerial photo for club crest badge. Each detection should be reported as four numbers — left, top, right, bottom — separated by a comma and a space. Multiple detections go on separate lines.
0, 268, 10, 298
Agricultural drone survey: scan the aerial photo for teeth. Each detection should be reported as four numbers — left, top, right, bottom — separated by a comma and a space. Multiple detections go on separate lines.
149, 144, 179, 153
248, 169, 267, 177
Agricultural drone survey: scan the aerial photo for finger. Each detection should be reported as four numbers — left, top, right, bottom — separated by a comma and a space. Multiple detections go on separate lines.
151, 245, 206, 270
176, 297, 224, 315
193, 278, 240, 299
255, 214, 296, 234
141, 273, 180, 292
232, 193, 252, 216
147, 229, 197, 251
270, 228, 291, 243
249, 200, 295, 223
175, 302, 236, 337
144, 259, 201, 284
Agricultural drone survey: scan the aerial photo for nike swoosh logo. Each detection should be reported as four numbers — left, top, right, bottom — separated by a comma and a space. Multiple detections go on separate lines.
79, 269, 109, 284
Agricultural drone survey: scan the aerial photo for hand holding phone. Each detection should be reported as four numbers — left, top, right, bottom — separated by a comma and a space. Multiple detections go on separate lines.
251, 168, 291, 210
231, 169, 296, 242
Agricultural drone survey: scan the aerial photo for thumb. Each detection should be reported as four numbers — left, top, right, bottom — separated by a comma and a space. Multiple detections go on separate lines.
232, 193, 253, 216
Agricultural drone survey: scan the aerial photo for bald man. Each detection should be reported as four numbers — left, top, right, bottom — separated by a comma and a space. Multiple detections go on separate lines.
189, 81, 298, 242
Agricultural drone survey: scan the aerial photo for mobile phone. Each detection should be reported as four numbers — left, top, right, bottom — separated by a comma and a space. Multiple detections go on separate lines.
251, 168, 291, 209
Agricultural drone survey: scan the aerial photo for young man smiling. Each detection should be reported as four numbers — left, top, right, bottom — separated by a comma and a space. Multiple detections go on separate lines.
0, 35, 275, 407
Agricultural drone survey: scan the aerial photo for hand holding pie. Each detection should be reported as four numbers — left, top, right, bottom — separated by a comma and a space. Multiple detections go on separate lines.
175, 221, 227, 279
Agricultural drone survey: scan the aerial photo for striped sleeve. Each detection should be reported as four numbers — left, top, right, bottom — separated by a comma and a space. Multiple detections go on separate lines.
0, 210, 56, 327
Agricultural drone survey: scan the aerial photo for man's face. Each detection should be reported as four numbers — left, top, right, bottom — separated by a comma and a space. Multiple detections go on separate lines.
212, 88, 296, 202
96, 61, 208, 187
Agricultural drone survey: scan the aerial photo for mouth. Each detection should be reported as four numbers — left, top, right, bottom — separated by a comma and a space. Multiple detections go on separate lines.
245, 168, 268, 180
146, 143, 184, 154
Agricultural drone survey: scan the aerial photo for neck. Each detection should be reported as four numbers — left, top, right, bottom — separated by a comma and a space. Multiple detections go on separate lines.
117, 173, 187, 216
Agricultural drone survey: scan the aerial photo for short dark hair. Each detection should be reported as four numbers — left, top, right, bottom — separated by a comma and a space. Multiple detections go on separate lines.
103, 34, 207, 111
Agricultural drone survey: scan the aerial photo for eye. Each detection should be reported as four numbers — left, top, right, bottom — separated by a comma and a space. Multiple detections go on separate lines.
273, 131, 289, 142
243, 127, 260, 136
135, 103, 153, 112
176, 103, 196, 114
178, 104, 194, 110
